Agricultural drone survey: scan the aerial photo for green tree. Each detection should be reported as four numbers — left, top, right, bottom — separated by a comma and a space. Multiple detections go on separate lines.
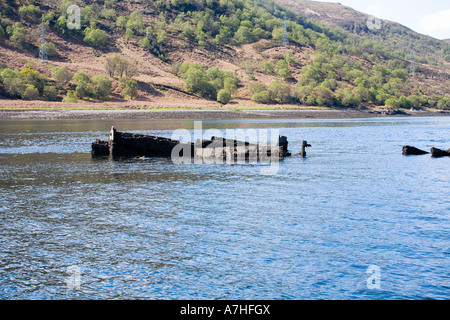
234, 26, 255, 44
119, 76, 138, 99
251, 91, 269, 104
42, 85, 58, 101
268, 80, 291, 104
247, 81, 267, 95
62, 90, 78, 103
22, 85, 40, 100
84, 27, 107, 49
217, 89, 231, 104
51, 66, 73, 86
9, 23, 27, 48
91, 75, 112, 100
311, 86, 334, 107
384, 98, 398, 108
259, 61, 274, 75
18, 5, 39, 22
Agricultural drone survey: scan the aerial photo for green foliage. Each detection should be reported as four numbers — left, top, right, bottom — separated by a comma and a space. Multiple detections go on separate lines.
217, 89, 231, 104
8, 22, 27, 48
268, 80, 290, 104
83, 27, 107, 49
179, 62, 239, 101
251, 91, 269, 104
259, 61, 274, 75
119, 76, 138, 99
335, 88, 361, 108
247, 82, 267, 95
18, 5, 39, 22
91, 75, 112, 100
105, 56, 138, 78
22, 85, 40, 100
45, 42, 58, 58
42, 85, 58, 101
62, 90, 78, 103
384, 98, 398, 108
51, 66, 73, 86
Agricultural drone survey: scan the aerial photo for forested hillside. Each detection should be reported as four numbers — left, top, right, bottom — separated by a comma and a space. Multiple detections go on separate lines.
0, 0, 449, 109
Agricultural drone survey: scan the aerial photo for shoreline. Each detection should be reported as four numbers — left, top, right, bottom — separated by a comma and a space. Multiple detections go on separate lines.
0, 99, 449, 120
1, 108, 449, 121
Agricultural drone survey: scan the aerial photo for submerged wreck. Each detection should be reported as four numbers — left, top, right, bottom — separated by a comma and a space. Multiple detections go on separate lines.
402, 145, 450, 157
92, 126, 296, 162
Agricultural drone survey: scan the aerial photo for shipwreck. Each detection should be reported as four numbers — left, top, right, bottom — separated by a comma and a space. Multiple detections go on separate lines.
91, 126, 308, 162
402, 145, 450, 157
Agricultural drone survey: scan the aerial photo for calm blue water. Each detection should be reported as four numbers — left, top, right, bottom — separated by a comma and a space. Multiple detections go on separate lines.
0, 117, 449, 300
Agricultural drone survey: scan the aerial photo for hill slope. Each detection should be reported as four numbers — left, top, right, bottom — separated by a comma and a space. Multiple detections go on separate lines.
0, 0, 449, 110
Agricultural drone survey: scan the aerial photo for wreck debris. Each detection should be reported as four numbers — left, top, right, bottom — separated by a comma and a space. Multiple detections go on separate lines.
430, 147, 450, 158
402, 145, 429, 155
92, 126, 292, 161
300, 140, 312, 158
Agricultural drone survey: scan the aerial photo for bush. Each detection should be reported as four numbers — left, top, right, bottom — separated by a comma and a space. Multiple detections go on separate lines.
73, 70, 91, 84
251, 91, 269, 104
247, 82, 266, 95
8, 23, 27, 48
217, 89, 231, 104
397, 95, 411, 109
62, 90, 78, 103
384, 98, 398, 108
84, 27, 107, 49
119, 76, 138, 98
105, 56, 138, 78
42, 86, 58, 101
311, 86, 334, 107
51, 66, 73, 85
268, 80, 291, 104
45, 42, 58, 58
1, 68, 24, 98
22, 85, 40, 100
259, 61, 274, 75
91, 75, 112, 100
18, 5, 39, 22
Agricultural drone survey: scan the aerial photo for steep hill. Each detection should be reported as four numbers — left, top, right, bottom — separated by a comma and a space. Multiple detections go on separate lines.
0, 0, 449, 110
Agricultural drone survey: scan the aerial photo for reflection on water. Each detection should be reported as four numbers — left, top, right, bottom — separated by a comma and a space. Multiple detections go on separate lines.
0, 117, 449, 299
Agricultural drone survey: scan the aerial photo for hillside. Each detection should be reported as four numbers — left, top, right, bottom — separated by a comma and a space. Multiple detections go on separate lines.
0, 0, 449, 110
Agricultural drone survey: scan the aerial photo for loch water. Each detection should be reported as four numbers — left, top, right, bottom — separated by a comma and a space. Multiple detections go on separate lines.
0, 116, 449, 300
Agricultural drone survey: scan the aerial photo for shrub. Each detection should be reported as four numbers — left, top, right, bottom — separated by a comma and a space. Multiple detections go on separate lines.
22, 85, 40, 100
105, 56, 138, 78
247, 82, 266, 95
397, 95, 411, 109
311, 86, 334, 107
51, 66, 73, 85
384, 98, 398, 108
18, 5, 39, 22
83, 28, 107, 49
45, 42, 58, 58
42, 86, 58, 101
259, 61, 274, 75
217, 89, 231, 104
268, 80, 291, 104
119, 76, 138, 99
73, 71, 91, 84
91, 75, 112, 100
9, 23, 27, 48
251, 91, 269, 104
62, 90, 78, 103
